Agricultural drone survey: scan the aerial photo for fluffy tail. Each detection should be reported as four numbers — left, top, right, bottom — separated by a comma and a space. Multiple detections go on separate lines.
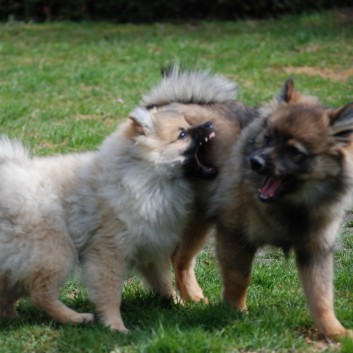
0, 136, 30, 161
142, 63, 238, 108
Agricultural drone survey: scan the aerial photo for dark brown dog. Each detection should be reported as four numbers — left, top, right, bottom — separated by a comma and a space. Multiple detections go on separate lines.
209, 80, 353, 339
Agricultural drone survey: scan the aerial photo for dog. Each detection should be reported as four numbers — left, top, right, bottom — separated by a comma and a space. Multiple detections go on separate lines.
141, 66, 259, 303
0, 101, 216, 332
209, 79, 353, 339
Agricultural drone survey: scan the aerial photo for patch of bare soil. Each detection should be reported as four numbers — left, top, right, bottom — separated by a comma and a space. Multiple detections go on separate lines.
297, 327, 341, 352
282, 66, 353, 82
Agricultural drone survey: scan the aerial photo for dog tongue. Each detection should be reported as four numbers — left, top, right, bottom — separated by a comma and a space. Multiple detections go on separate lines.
259, 177, 282, 199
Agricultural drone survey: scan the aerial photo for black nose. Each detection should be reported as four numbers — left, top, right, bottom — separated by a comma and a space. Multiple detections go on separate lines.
203, 121, 213, 130
250, 155, 265, 171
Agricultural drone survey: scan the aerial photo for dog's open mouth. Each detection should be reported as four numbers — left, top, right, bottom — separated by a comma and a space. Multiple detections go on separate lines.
258, 176, 295, 202
183, 121, 218, 179
194, 130, 217, 178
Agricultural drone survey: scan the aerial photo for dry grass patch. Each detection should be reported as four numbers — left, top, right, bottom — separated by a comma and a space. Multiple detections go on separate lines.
282, 66, 353, 82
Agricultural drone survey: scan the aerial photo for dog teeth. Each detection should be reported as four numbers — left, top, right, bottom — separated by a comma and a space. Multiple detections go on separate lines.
199, 134, 214, 146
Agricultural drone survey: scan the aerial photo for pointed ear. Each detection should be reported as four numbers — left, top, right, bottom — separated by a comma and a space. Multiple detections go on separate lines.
128, 107, 154, 134
279, 78, 301, 103
330, 102, 353, 143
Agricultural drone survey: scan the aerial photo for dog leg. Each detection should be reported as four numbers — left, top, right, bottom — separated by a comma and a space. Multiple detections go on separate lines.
296, 247, 352, 339
0, 278, 19, 318
27, 228, 94, 325
0, 296, 18, 318
32, 292, 94, 325
138, 257, 180, 304
172, 213, 212, 303
28, 268, 94, 325
82, 240, 128, 333
216, 229, 256, 311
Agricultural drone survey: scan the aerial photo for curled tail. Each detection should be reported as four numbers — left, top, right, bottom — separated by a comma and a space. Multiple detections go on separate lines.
142, 63, 238, 108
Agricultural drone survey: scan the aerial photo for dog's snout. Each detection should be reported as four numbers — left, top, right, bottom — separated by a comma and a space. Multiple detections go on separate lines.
250, 154, 266, 172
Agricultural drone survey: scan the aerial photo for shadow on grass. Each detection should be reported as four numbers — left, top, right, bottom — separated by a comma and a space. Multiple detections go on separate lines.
1, 292, 350, 352
0, 292, 242, 333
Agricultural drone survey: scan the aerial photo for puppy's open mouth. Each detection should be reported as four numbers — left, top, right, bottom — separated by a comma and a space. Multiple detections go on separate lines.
183, 121, 218, 179
258, 176, 295, 202
194, 131, 217, 178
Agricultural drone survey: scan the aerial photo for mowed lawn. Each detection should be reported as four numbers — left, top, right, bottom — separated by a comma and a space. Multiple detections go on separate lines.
0, 9, 353, 353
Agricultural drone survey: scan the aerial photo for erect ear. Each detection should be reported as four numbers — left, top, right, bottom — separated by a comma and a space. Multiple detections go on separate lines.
330, 102, 353, 143
128, 107, 154, 135
279, 78, 301, 103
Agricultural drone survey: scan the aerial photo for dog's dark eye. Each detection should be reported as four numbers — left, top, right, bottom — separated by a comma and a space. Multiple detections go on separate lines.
178, 129, 188, 139
287, 146, 304, 161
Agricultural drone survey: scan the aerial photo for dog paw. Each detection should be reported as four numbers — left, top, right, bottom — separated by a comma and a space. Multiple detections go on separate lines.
79, 313, 95, 324
190, 295, 209, 304
201, 296, 209, 304
102, 316, 129, 333
325, 328, 353, 341
343, 329, 353, 339
64, 312, 94, 325
67, 313, 94, 325
108, 322, 129, 334
172, 294, 184, 305
115, 326, 129, 335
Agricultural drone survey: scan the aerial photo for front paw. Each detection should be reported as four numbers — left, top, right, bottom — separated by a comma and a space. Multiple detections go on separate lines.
101, 316, 129, 334
325, 328, 353, 341
109, 323, 129, 334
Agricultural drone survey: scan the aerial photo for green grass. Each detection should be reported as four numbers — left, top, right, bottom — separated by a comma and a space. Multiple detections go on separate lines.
0, 10, 353, 352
